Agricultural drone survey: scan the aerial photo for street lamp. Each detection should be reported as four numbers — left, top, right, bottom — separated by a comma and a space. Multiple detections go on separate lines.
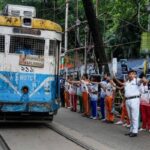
84, 25, 89, 73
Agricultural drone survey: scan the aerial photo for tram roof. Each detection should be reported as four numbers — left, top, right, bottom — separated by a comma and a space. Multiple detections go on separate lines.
0, 15, 62, 33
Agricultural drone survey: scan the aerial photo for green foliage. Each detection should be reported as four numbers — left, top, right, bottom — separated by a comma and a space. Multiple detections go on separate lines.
97, 0, 150, 58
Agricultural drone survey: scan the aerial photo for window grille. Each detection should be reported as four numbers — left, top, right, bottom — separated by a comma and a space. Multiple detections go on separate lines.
0, 35, 5, 53
10, 36, 45, 56
49, 40, 57, 56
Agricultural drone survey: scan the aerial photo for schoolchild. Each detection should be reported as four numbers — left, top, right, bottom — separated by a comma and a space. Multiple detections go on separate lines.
139, 76, 150, 132
64, 75, 71, 108
81, 74, 90, 117
89, 77, 99, 119
99, 74, 108, 120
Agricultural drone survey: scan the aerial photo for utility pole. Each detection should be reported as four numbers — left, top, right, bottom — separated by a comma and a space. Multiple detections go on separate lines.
53, 0, 56, 21
75, 0, 81, 73
84, 25, 89, 73
76, 0, 80, 47
64, 0, 69, 78
65, 0, 69, 53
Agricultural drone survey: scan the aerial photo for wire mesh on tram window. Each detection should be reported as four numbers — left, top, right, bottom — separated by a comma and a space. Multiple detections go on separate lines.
0, 35, 5, 53
10, 36, 45, 55
49, 40, 57, 56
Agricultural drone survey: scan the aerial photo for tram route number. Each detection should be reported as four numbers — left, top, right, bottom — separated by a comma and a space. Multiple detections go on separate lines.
20, 66, 34, 72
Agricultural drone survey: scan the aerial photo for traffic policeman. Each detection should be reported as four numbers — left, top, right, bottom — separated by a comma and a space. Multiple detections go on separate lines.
114, 70, 147, 137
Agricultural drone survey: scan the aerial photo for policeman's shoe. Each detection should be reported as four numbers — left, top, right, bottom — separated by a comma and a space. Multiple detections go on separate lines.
124, 132, 132, 136
129, 133, 138, 137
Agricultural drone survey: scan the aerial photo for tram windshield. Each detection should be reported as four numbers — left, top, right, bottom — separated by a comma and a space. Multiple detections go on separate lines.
0, 35, 5, 53
10, 36, 45, 56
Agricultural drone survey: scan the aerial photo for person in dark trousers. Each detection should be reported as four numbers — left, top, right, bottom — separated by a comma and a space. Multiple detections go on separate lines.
60, 76, 65, 107
99, 73, 108, 120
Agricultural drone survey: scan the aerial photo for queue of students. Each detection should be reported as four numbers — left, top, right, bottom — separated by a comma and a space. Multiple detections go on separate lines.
60, 71, 150, 137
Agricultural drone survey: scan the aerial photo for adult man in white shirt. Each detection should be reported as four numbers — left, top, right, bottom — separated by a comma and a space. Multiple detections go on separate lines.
114, 70, 146, 137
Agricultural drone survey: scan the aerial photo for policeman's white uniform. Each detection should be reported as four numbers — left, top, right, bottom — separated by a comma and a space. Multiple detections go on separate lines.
125, 78, 140, 134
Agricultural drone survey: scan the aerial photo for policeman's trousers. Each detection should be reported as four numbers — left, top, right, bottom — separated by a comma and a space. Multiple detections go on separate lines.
126, 98, 140, 134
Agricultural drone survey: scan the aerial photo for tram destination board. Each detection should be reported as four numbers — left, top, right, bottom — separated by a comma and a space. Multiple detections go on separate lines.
13, 27, 41, 35
19, 55, 44, 68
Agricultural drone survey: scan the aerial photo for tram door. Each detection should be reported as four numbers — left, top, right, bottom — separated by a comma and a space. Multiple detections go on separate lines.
49, 40, 61, 98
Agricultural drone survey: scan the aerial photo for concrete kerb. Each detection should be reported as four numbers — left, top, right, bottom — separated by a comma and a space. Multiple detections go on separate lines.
47, 121, 114, 150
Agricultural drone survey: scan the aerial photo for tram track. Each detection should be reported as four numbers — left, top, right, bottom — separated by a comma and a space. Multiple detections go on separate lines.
0, 135, 11, 150
45, 122, 99, 150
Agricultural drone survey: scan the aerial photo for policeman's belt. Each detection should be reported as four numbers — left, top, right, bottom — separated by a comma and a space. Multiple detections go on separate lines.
126, 95, 140, 100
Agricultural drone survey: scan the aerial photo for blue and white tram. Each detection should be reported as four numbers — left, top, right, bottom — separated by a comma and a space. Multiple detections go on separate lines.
0, 4, 62, 121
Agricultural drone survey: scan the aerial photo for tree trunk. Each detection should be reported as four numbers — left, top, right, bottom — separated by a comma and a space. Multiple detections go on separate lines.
82, 0, 109, 74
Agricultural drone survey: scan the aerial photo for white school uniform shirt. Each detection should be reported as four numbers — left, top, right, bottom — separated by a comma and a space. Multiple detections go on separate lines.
100, 80, 107, 98
89, 83, 98, 100
124, 78, 140, 98
81, 80, 89, 93
105, 82, 116, 97
139, 83, 149, 103
77, 86, 82, 96
69, 84, 77, 95
64, 81, 70, 92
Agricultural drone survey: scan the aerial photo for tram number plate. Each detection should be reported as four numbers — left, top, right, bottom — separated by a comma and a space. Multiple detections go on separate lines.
21, 66, 34, 72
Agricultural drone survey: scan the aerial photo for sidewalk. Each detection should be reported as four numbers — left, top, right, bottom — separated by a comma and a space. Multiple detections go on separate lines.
54, 108, 150, 150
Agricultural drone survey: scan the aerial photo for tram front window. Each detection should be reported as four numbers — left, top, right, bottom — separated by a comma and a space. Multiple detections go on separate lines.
16, 43, 33, 55
0, 35, 5, 53
10, 36, 45, 56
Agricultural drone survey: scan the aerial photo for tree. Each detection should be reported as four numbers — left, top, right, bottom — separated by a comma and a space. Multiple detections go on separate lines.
82, 0, 109, 73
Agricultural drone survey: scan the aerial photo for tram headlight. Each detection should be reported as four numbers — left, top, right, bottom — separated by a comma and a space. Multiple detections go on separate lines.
21, 86, 29, 94
22, 17, 32, 27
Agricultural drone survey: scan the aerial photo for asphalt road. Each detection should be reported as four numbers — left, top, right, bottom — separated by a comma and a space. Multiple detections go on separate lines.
0, 123, 84, 150
54, 108, 150, 150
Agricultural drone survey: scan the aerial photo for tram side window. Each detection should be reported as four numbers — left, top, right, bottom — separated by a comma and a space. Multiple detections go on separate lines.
49, 40, 56, 56
10, 36, 45, 56
0, 35, 5, 53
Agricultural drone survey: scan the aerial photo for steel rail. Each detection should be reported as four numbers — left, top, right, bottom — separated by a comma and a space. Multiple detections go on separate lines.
45, 123, 98, 150
0, 135, 11, 150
